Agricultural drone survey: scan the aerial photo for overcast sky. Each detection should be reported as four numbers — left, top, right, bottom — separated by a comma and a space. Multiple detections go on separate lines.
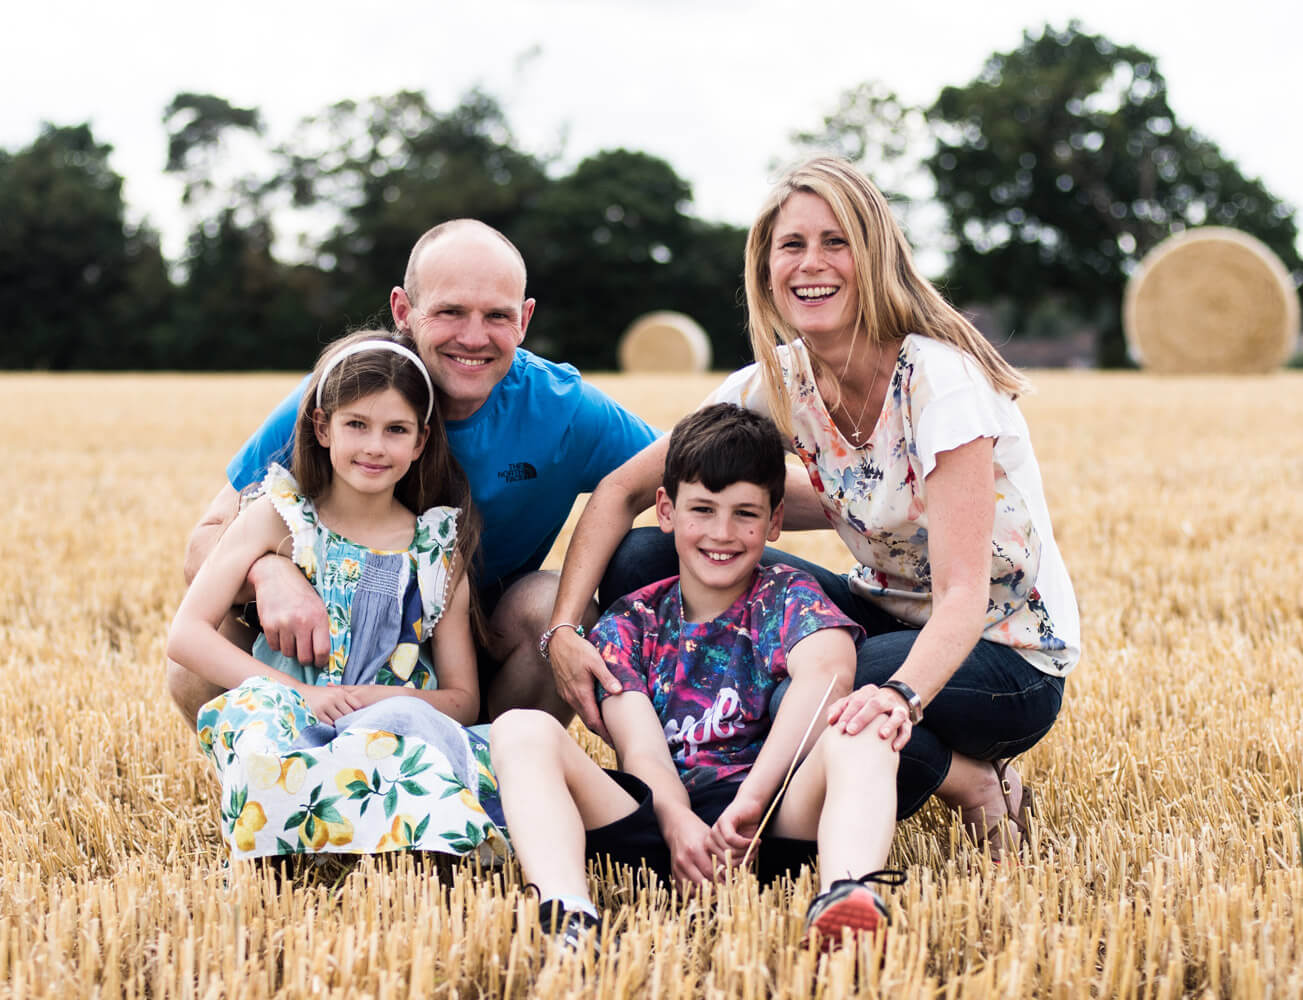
5, 0, 1300, 261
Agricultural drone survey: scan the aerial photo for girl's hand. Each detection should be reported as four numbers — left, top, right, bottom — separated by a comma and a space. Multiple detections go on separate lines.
299, 684, 364, 725
707, 790, 767, 868
828, 685, 913, 751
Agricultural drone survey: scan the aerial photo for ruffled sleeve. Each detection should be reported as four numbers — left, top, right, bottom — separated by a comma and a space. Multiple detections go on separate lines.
260, 463, 321, 583
412, 505, 461, 635
707, 361, 772, 417
907, 340, 1022, 478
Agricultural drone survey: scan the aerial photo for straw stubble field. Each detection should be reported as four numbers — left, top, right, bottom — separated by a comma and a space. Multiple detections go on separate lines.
1, 370, 1301, 999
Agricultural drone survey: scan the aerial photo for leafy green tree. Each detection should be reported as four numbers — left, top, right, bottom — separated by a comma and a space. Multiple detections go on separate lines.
926, 22, 1301, 365
787, 80, 936, 243
278, 89, 550, 327
163, 93, 325, 369
0, 124, 174, 368
519, 149, 747, 369
170, 208, 328, 370
163, 93, 265, 207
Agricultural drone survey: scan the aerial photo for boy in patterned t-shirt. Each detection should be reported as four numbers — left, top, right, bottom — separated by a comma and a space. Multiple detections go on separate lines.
490, 404, 905, 951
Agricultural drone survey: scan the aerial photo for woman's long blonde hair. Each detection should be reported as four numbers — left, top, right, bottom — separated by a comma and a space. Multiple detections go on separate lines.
744, 156, 1029, 437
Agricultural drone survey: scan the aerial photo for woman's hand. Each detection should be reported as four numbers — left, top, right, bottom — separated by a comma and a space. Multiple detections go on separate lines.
828, 685, 913, 751
299, 684, 364, 725
707, 789, 767, 868
549, 626, 622, 743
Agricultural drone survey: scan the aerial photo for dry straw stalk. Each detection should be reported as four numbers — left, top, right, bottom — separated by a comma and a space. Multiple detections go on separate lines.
1, 370, 1301, 998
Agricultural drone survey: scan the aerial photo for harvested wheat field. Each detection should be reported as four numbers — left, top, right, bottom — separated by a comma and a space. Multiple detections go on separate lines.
2, 370, 1302, 999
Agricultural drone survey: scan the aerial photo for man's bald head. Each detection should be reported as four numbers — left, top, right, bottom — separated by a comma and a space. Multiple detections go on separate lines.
403, 220, 528, 305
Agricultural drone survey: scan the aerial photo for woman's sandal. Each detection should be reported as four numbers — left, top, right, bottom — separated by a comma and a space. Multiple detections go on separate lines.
993, 758, 1034, 850
962, 758, 1035, 859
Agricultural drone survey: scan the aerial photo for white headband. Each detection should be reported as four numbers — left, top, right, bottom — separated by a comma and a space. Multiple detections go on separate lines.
315, 340, 434, 423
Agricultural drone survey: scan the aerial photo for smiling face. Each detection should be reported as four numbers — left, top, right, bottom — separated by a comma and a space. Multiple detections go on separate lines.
313, 387, 429, 500
391, 226, 535, 422
767, 190, 860, 346
656, 479, 783, 621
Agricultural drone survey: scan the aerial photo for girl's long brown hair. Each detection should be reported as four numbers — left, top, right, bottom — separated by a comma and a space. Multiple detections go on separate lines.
292, 330, 483, 637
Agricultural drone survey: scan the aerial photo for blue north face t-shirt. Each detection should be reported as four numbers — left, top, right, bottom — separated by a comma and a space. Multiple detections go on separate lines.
226, 349, 659, 589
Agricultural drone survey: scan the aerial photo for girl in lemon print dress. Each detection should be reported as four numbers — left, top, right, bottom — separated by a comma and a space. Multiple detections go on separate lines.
168, 331, 506, 862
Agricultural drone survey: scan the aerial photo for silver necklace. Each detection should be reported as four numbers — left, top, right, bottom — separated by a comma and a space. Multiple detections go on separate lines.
841, 350, 884, 443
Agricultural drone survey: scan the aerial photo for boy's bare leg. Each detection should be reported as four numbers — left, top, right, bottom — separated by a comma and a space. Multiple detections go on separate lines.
771, 725, 899, 890
490, 709, 638, 901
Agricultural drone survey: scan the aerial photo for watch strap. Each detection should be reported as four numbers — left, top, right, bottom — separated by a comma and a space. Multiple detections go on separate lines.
881, 679, 923, 724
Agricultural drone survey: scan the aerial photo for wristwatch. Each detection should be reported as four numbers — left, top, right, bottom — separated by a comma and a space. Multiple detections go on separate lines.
538, 622, 585, 662
881, 679, 923, 724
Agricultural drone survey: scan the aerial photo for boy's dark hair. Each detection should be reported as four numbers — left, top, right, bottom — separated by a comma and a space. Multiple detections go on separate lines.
663, 403, 787, 508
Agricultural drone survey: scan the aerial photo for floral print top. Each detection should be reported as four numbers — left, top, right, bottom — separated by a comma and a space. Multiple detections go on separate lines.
711, 336, 1080, 676
261, 463, 460, 687
592, 565, 862, 791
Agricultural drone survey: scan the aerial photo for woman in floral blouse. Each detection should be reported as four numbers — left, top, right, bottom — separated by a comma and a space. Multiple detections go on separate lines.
548, 156, 1079, 857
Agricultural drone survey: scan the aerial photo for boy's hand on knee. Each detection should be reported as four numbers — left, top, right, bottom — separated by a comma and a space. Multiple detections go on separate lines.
708, 792, 765, 868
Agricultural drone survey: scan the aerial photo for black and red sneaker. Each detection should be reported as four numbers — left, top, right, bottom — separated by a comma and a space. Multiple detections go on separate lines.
802, 869, 905, 950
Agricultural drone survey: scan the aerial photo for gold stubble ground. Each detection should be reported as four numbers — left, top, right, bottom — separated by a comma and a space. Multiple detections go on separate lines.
1, 370, 1300, 998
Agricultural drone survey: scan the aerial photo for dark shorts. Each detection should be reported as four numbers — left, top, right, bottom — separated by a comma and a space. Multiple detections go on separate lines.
585, 771, 817, 886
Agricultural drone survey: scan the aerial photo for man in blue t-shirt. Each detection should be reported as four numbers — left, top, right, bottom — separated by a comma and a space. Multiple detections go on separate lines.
169, 219, 658, 727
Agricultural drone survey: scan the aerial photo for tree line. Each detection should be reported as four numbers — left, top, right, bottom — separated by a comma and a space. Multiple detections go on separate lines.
3, 23, 1298, 371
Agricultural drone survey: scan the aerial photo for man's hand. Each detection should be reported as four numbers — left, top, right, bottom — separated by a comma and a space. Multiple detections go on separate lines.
299, 684, 364, 724
707, 788, 767, 869
549, 626, 622, 742
661, 807, 720, 888
250, 554, 330, 667
828, 684, 913, 751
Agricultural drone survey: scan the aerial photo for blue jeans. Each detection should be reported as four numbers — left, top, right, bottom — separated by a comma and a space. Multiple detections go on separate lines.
599, 527, 1065, 819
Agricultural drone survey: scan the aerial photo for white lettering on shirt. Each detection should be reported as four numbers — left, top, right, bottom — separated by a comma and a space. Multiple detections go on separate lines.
663, 687, 741, 761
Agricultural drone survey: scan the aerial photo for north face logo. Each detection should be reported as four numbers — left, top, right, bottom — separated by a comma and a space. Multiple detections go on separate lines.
498, 462, 538, 483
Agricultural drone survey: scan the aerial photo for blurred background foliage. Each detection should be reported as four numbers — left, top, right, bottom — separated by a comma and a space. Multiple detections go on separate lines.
2, 22, 1298, 371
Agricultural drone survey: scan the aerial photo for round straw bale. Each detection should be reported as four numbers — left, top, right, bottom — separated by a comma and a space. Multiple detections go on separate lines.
618, 311, 712, 373
1123, 227, 1299, 373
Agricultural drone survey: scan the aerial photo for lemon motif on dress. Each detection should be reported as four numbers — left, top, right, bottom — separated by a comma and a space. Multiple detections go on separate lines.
233, 801, 267, 852
278, 757, 307, 793
365, 731, 399, 759
335, 768, 368, 794
248, 754, 281, 790
389, 644, 418, 681
376, 814, 418, 851
458, 788, 486, 815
